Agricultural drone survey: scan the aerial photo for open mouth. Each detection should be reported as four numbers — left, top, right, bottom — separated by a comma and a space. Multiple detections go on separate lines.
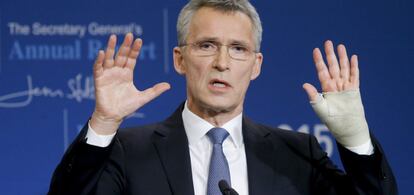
209, 79, 231, 88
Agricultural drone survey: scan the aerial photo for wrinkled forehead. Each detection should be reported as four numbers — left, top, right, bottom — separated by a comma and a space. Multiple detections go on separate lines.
186, 7, 255, 45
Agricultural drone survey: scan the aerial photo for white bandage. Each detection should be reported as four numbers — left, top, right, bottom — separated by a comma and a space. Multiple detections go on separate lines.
310, 89, 371, 147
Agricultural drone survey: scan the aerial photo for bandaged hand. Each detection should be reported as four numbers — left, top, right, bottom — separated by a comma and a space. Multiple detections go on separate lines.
310, 89, 370, 147
303, 41, 370, 147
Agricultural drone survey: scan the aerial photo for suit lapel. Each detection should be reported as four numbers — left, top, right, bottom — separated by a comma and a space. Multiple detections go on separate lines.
151, 106, 283, 195
243, 117, 279, 194
152, 105, 195, 195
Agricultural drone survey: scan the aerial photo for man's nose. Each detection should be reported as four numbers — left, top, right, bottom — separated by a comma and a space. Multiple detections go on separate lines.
214, 46, 230, 71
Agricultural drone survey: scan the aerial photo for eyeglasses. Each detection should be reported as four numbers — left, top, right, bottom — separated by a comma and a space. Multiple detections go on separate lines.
180, 41, 257, 61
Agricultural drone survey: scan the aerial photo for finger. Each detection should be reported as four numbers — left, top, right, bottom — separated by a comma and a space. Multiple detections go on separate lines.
125, 38, 143, 70
138, 82, 171, 106
93, 50, 105, 78
324, 40, 341, 80
302, 83, 319, 102
115, 33, 133, 67
350, 54, 360, 88
103, 34, 117, 69
337, 44, 350, 82
313, 48, 334, 91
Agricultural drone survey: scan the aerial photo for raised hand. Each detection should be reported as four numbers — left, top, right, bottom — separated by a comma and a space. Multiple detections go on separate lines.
303, 40, 359, 99
90, 33, 171, 135
302, 40, 370, 147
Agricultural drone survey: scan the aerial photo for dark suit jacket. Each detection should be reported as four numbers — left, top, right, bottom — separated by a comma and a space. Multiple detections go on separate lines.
48, 104, 397, 195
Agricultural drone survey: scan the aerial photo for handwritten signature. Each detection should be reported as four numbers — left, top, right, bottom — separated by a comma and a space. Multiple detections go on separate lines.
0, 74, 94, 108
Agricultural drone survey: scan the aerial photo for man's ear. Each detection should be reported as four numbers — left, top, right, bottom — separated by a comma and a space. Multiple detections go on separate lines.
173, 47, 186, 75
250, 52, 263, 80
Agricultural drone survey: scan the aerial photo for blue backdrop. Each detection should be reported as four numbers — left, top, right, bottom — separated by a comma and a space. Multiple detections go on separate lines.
0, 0, 413, 194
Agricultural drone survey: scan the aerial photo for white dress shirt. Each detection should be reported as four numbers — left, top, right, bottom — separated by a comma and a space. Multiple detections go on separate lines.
85, 102, 374, 195
181, 102, 248, 195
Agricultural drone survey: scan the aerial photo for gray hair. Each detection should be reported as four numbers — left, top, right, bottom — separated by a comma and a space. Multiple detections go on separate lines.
177, 0, 263, 51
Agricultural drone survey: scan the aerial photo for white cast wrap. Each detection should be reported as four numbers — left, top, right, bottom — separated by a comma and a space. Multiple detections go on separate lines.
310, 89, 371, 147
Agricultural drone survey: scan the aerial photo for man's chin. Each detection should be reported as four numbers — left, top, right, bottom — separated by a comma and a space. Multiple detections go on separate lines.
199, 99, 239, 114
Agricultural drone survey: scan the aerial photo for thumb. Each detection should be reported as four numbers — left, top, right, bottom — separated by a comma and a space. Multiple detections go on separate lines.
302, 83, 319, 102
139, 82, 171, 106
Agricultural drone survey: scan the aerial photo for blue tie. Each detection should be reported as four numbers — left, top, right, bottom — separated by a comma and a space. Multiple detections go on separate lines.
207, 127, 231, 195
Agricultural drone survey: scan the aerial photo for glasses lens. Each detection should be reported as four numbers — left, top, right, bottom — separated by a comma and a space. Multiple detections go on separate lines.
187, 42, 254, 61
190, 42, 216, 56
229, 45, 250, 60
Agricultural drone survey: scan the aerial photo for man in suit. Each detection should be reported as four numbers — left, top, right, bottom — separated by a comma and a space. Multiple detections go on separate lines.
48, 0, 397, 194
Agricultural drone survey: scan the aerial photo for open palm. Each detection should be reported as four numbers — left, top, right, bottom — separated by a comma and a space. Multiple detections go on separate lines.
303, 40, 359, 100
91, 33, 170, 134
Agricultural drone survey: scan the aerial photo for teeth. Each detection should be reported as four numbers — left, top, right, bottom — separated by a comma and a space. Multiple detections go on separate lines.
213, 82, 226, 88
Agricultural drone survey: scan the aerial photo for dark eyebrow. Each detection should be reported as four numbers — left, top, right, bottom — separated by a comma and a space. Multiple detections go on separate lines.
193, 37, 250, 46
228, 39, 250, 47
194, 37, 220, 43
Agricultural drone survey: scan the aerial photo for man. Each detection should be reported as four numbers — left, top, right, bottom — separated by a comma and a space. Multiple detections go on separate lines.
48, 0, 397, 194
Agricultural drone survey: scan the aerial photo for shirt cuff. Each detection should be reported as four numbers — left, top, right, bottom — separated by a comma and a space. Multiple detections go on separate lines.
85, 121, 116, 147
344, 139, 374, 155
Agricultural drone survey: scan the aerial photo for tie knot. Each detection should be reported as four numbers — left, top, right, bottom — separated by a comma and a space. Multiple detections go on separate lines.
207, 128, 229, 145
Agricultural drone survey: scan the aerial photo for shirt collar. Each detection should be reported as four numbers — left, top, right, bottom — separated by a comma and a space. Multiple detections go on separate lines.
182, 101, 243, 148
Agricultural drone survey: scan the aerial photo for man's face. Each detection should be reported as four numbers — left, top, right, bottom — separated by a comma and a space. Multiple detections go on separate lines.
174, 7, 263, 116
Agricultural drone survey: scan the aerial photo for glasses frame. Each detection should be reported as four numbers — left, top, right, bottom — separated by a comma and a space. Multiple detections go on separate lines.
180, 41, 258, 61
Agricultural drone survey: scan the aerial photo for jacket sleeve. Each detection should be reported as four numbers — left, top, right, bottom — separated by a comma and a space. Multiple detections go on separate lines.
337, 135, 398, 195
47, 123, 123, 195
309, 134, 398, 195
